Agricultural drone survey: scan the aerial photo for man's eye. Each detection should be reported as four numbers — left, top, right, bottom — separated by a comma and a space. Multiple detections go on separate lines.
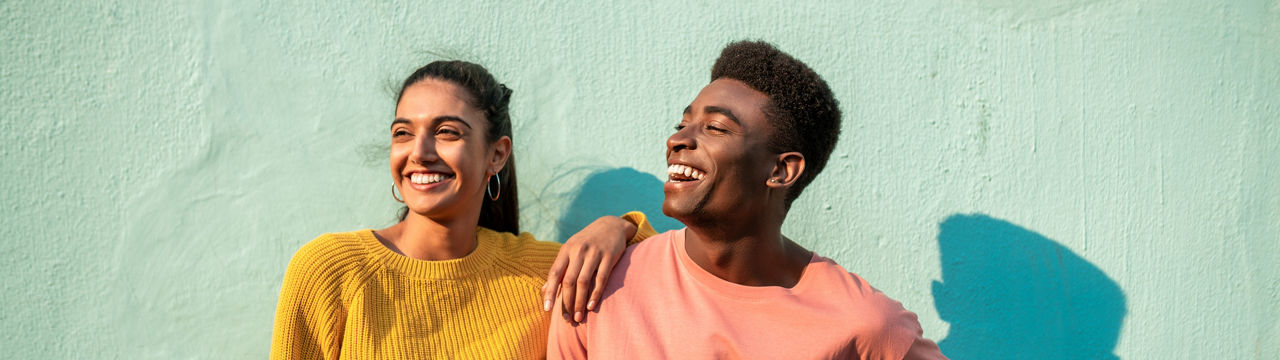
393, 129, 411, 137
706, 125, 725, 132
674, 124, 685, 131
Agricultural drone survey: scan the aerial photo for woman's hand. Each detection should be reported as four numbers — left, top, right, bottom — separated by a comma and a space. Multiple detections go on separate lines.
542, 215, 637, 324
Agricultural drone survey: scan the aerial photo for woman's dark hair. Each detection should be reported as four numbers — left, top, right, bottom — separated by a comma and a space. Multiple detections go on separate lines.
395, 60, 519, 234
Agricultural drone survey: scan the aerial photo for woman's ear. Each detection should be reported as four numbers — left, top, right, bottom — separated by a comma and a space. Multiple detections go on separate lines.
767, 152, 805, 188
489, 136, 512, 175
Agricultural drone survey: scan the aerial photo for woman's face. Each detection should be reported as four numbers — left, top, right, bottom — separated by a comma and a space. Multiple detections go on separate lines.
391, 79, 510, 223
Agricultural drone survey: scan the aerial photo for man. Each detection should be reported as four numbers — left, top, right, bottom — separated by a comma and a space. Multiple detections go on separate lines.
547, 40, 946, 359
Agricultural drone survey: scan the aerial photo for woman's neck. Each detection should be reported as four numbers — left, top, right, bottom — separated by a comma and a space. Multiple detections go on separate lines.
376, 213, 479, 261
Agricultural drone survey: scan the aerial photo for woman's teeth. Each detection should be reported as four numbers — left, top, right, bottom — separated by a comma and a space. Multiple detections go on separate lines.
410, 173, 451, 185
667, 164, 705, 181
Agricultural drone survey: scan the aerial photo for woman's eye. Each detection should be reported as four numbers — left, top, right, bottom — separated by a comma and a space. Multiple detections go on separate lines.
435, 128, 462, 139
674, 124, 686, 131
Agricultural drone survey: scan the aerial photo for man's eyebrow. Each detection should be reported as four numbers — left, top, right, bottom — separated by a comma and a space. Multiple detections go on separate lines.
390, 116, 474, 129
703, 106, 741, 125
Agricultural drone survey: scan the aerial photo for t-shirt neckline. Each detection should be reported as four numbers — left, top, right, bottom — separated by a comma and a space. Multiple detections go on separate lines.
672, 228, 821, 300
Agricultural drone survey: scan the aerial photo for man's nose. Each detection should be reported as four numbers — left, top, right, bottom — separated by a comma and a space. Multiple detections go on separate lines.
667, 127, 696, 153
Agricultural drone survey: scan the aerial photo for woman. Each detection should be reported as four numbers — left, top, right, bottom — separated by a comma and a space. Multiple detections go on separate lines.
270, 60, 655, 359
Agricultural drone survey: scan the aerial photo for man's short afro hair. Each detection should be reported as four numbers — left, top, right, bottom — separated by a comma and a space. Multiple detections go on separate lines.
711, 40, 842, 205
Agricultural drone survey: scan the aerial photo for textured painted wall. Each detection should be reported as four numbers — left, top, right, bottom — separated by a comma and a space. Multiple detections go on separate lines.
2, 1, 1276, 358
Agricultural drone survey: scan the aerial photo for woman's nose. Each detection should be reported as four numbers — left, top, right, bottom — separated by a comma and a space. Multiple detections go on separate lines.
410, 136, 439, 163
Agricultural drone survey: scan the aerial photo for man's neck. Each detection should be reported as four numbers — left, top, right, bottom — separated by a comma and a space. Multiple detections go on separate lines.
682, 218, 812, 288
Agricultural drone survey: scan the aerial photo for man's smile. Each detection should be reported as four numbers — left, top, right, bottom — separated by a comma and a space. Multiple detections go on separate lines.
666, 163, 706, 182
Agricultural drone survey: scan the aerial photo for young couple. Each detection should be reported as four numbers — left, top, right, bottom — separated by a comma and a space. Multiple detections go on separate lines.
272, 40, 946, 359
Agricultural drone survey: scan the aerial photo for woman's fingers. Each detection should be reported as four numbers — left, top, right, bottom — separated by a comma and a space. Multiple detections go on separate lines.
554, 215, 632, 322
558, 246, 587, 319
571, 252, 604, 323
588, 252, 617, 312
543, 249, 571, 311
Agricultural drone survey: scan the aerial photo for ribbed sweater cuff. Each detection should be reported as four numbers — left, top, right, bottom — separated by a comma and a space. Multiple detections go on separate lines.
621, 211, 659, 245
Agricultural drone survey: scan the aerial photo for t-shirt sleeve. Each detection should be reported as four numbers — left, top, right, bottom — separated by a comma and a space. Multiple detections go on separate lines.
547, 312, 590, 359
844, 273, 949, 360
270, 235, 354, 360
902, 336, 948, 360
873, 305, 948, 360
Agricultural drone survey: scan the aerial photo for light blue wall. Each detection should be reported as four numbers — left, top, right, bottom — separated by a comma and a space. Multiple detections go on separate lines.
2, 1, 1277, 358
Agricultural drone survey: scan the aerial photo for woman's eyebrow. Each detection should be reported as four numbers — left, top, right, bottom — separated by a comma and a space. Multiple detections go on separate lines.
390, 116, 474, 129
432, 116, 473, 129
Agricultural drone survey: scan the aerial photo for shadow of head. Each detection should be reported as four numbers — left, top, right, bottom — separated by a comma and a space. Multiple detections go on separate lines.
555, 167, 682, 242
932, 214, 1126, 360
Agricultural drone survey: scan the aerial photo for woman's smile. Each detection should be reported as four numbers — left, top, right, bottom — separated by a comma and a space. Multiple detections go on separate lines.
406, 171, 456, 191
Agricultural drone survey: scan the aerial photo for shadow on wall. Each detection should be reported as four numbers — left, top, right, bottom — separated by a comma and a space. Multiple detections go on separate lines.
555, 167, 682, 242
932, 214, 1126, 360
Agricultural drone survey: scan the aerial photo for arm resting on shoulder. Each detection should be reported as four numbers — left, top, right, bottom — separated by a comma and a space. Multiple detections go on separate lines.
542, 211, 658, 323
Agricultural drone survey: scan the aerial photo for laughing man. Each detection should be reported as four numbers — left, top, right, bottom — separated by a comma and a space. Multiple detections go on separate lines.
548, 41, 947, 359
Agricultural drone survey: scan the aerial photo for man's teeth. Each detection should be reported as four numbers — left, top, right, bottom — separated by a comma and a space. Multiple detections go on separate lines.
410, 173, 451, 184
666, 164, 705, 180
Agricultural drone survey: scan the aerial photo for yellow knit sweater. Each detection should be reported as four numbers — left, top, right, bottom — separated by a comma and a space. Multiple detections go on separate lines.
270, 212, 656, 360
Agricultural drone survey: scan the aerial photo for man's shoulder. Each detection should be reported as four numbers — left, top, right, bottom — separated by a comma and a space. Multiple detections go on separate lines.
600, 230, 679, 293
802, 255, 917, 326
803, 254, 881, 293
619, 229, 678, 260
804, 256, 936, 358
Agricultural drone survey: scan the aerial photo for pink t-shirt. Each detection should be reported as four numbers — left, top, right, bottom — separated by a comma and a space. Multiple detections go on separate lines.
548, 229, 947, 360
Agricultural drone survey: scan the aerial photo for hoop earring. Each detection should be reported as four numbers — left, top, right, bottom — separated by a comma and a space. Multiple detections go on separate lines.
392, 184, 404, 203
486, 175, 501, 201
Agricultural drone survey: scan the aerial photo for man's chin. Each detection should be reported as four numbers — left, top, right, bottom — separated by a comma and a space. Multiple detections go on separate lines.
660, 202, 682, 219
662, 199, 716, 226
661, 200, 696, 219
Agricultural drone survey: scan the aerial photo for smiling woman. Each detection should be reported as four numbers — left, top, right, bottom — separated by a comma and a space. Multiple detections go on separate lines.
390, 63, 519, 235
389, 78, 514, 246
269, 60, 656, 359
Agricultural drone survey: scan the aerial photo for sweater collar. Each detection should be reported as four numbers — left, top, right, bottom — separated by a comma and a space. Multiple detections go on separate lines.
358, 227, 499, 280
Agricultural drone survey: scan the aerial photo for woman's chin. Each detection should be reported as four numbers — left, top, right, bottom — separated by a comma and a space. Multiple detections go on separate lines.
404, 200, 455, 219
404, 195, 482, 221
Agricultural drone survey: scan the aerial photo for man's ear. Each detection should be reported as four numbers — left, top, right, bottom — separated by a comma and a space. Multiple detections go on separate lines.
767, 151, 805, 188
489, 136, 512, 175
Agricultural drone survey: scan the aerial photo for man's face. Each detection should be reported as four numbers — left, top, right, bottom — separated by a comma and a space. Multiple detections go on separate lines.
663, 78, 778, 222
